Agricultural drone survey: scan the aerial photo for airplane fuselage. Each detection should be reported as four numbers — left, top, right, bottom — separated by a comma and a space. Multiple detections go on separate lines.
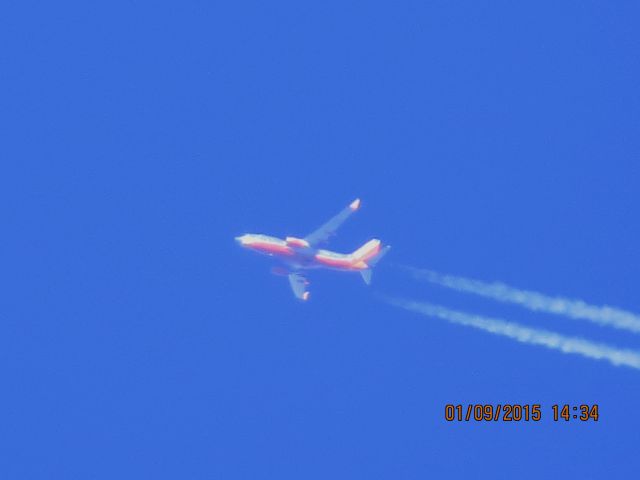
235, 234, 369, 271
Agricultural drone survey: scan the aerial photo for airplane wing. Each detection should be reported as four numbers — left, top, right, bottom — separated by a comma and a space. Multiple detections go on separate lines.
304, 198, 361, 247
288, 273, 310, 301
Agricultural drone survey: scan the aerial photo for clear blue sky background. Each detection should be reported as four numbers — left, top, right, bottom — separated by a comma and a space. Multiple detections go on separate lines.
2, 1, 639, 478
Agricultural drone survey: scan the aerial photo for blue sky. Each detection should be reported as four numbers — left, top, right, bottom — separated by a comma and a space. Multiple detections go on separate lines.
2, 1, 639, 478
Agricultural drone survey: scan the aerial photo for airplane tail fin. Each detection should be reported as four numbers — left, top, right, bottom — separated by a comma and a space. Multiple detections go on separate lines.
367, 244, 391, 268
352, 241, 391, 285
351, 239, 382, 263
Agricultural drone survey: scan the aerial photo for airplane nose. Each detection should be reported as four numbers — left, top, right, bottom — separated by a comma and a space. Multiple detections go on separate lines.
235, 235, 248, 245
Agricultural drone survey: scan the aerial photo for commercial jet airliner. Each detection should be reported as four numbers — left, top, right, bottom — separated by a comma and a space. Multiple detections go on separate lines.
235, 198, 390, 300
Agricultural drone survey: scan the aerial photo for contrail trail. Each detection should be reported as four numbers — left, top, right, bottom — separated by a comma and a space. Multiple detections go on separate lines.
382, 296, 640, 370
398, 265, 640, 334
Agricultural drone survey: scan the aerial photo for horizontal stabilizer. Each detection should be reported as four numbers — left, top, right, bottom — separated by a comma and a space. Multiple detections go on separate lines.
360, 269, 373, 285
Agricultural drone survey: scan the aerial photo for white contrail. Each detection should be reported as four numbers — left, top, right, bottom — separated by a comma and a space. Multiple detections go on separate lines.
382, 296, 640, 370
399, 265, 640, 334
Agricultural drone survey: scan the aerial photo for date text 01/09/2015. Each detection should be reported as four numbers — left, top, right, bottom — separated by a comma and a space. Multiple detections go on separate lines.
444, 404, 599, 422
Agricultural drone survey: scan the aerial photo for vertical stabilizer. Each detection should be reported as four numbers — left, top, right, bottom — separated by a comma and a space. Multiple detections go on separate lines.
367, 245, 391, 268
351, 239, 381, 263
357, 244, 391, 285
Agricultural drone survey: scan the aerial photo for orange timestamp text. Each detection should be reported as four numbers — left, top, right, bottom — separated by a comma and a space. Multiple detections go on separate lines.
444, 404, 599, 422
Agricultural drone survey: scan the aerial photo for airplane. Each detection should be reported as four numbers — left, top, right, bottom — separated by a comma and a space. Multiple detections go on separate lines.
235, 198, 390, 301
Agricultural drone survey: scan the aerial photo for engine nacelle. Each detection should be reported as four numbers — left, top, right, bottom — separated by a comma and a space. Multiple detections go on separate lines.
285, 236, 310, 248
